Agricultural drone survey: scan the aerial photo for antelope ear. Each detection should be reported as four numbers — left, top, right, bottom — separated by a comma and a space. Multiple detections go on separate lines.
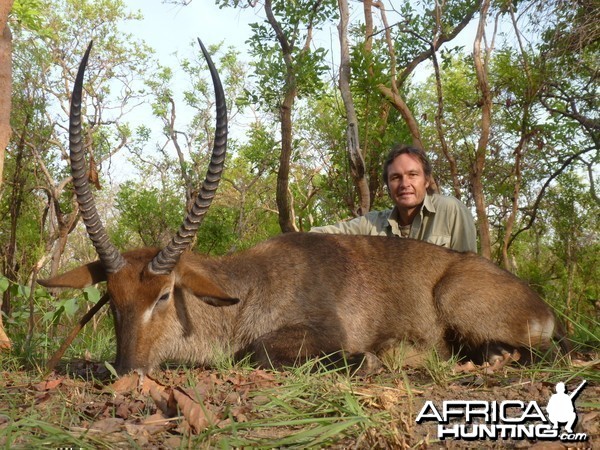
38, 260, 107, 288
178, 267, 239, 307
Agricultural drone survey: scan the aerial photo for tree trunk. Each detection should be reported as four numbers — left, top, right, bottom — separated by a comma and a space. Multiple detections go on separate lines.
377, 84, 424, 151
265, 0, 316, 233
501, 1, 536, 268
501, 142, 523, 270
565, 236, 576, 335
431, 50, 461, 198
49, 210, 80, 277
372, 0, 424, 149
0, 0, 13, 199
2, 113, 25, 352
0, 0, 14, 350
276, 85, 297, 232
376, 0, 481, 153
471, 0, 492, 259
338, 0, 370, 216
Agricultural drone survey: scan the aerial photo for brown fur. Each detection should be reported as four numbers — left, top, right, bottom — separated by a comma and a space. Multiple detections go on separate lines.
39, 233, 567, 374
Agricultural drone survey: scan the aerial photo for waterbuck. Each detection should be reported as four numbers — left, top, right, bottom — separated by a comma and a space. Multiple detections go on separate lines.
40, 41, 567, 375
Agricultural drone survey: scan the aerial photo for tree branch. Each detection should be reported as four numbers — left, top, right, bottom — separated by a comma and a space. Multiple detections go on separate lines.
508, 146, 597, 247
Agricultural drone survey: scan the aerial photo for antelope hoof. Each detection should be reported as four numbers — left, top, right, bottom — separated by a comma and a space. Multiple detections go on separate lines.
350, 352, 384, 376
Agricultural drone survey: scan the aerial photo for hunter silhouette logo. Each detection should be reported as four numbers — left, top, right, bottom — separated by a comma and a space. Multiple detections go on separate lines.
546, 380, 586, 434
416, 379, 588, 442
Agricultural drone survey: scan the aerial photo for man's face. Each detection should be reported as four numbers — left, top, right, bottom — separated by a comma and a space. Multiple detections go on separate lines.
386, 153, 430, 214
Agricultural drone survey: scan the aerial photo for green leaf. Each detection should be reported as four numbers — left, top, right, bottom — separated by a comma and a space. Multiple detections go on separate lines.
104, 361, 119, 378
62, 298, 79, 317
35, 287, 49, 299
19, 285, 31, 298
11, 284, 31, 299
83, 286, 101, 304
43, 310, 57, 324
0, 276, 9, 294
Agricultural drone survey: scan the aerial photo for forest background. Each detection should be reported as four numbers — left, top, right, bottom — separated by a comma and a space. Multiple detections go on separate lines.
0, 0, 598, 357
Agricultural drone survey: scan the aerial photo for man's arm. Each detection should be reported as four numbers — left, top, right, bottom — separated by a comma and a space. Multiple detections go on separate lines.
310, 216, 371, 235
450, 203, 478, 253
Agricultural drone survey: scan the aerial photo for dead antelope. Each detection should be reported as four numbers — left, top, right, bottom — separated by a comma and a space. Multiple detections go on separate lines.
40, 41, 567, 375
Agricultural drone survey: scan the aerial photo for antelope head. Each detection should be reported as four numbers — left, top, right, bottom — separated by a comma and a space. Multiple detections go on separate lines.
39, 39, 236, 373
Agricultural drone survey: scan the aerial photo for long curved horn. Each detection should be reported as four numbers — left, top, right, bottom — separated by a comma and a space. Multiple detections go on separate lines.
149, 38, 228, 275
70, 41, 126, 273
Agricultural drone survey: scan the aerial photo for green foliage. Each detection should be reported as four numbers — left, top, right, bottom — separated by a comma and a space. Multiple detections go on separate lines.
0, 153, 47, 287
10, 0, 48, 34
38, 285, 102, 328
3, 0, 153, 290
194, 206, 239, 255
244, 0, 337, 111
0, 271, 106, 365
509, 170, 599, 343
113, 181, 185, 248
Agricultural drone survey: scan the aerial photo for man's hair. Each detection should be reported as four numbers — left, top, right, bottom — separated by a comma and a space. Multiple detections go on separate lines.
382, 144, 435, 194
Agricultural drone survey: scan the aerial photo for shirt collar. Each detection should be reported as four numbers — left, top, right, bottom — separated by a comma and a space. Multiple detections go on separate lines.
422, 192, 436, 214
388, 193, 436, 220
386, 193, 436, 233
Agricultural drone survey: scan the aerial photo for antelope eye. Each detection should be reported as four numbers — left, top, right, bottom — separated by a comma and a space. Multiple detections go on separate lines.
158, 292, 170, 303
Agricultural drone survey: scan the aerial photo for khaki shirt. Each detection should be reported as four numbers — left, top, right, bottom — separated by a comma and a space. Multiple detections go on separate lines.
311, 193, 477, 253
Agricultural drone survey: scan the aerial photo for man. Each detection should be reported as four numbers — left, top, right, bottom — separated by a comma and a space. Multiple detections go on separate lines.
311, 144, 477, 253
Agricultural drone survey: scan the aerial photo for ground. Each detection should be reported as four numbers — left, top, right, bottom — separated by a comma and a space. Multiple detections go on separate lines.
0, 353, 598, 449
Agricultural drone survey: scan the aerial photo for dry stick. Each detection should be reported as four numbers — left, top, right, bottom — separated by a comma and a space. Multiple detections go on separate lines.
46, 293, 110, 374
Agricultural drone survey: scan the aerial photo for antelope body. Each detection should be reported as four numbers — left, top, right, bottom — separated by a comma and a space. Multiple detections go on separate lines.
40, 40, 566, 375
42, 232, 565, 374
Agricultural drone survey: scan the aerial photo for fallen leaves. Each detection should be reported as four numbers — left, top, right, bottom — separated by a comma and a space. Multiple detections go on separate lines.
88, 417, 124, 434
157, 369, 279, 434
172, 388, 217, 433
89, 368, 281, 436
106, 372, 142, 394
32, 378, 63, 392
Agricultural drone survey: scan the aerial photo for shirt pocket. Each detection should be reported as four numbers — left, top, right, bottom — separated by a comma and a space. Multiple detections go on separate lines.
425, 235, 451, 248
